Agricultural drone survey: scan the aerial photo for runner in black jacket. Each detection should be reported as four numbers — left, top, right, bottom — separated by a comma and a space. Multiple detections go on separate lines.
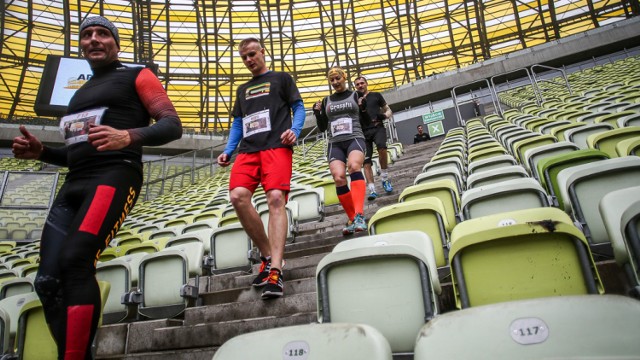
12, 16, 181, 360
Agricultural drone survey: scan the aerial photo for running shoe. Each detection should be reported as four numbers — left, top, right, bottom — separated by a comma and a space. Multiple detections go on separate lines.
382, 179, 393, 193
251, 256, 271, 287
353, 213, 367, 232
343, 219, 356, 236
261, 268, 284, 299
368, 189, 378, 201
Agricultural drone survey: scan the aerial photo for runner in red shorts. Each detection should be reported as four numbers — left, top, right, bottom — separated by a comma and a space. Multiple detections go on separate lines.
217, 37, 305, 300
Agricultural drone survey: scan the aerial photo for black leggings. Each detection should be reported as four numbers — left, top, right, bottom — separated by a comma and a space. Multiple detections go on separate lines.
34, 165, 141, 360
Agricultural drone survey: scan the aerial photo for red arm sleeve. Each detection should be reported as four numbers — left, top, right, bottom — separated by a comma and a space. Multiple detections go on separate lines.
127, 68, 182, 146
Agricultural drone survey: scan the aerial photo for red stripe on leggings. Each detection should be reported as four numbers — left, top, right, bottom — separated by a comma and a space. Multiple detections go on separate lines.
78, 185, 116, 235
65, 304, 94, 360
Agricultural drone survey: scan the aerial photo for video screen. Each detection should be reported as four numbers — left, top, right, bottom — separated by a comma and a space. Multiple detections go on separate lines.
34, 55, 151, 117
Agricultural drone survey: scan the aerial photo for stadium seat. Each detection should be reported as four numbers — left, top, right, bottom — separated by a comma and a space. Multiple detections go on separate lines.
565, 123, 614, 149
205, 223, 252, 273
398, 180, 460, 231
182, 217, 219, 233
413, 167, 464, 195
0, 278, 34, 300
522, 141, 579, 179
316, 231, 440, 353
466, 146, 508, 164
96, 253, 147, 324
15, 282, 110, 359
368, 198, 450, 267
550, 122, 586, 141
258, 201, 298, 242
615, 137, 640, 156
212, 323, 392, 360
288, 188, 325, 223
511, 134, 557, 164
421, 157, 465, 178
465, 165, 528, 189
459, 178, 549, 221
136, 242, 204, 319
599, 185, 640, 296
586, 126, 640, 158
536, 149, 609, 208
0, 292, 40, 356
557, 156, 640, 256
617, 112, 640, 127
466, 154, 517, 175
449, 207, 603, 308
168, 229, 213, 255
413, 295, 640, 359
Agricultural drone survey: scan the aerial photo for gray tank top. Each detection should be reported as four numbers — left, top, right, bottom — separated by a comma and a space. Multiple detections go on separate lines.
324, 91, 365, 143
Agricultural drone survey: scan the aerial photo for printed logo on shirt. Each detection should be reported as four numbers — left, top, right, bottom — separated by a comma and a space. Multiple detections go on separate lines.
246, 82, 271, 99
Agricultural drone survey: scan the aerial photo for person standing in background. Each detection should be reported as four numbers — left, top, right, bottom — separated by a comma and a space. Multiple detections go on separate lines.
414, 124, 431, 143
354, 76, 393, 200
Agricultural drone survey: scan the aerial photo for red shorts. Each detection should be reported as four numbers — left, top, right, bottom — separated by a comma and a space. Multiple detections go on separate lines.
229, 147, 293, 194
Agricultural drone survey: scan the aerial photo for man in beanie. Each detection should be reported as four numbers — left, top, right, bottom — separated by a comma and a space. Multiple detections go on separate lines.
12, 15, 182, 359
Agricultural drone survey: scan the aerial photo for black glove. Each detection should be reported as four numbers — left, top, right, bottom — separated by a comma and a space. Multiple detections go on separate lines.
376, 113, 386, 121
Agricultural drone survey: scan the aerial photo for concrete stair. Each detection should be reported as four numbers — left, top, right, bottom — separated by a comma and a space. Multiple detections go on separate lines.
95, 140, 442, 359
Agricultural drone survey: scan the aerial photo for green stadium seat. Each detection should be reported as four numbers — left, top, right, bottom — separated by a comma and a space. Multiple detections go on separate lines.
449, 207, 603, 308
586, 126, 640, 158
368, 198, 450, 267
536, 149, 609, 208
615, 137, 640, 156
398, 180, 460, 232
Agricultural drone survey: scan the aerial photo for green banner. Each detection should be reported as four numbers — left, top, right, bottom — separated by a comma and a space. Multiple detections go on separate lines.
422, 110, 445, 123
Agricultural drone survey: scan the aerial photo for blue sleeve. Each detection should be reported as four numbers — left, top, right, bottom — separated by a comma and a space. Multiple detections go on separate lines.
291, 99, 305, 138
223, 115, 243, 155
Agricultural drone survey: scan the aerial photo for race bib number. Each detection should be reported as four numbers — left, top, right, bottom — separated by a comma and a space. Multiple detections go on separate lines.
242, 109, 271, 138
59, 107, 107, 145
330, 117, 353, 137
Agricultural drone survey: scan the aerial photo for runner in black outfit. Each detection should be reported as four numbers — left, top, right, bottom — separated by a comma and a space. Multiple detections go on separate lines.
12, 16, 182, 360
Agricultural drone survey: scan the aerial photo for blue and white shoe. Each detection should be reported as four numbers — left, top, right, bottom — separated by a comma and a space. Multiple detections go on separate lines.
382, 179, 393, 193
353, 213, 367, 232
368, 190, 378, 201
343, 220, 356, 236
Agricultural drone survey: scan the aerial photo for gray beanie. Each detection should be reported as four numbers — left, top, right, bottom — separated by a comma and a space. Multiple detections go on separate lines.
80, 16, 120, 48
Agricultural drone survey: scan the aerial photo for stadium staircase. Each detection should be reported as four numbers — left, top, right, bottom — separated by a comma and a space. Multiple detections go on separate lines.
95, 139, 450, 359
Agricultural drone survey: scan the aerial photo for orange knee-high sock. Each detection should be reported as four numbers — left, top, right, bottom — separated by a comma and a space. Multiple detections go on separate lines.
336, 184, 355, 221
349, 171, 366, 216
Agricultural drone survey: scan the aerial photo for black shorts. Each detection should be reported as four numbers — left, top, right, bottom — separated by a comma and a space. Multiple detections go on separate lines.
328, 138, 366, 164
363, 126, 387, 164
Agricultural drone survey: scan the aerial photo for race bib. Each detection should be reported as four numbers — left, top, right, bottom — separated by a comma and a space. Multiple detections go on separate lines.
59, 107, 107, 145
242, 109, 271, 138
330, 117, 353, 137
